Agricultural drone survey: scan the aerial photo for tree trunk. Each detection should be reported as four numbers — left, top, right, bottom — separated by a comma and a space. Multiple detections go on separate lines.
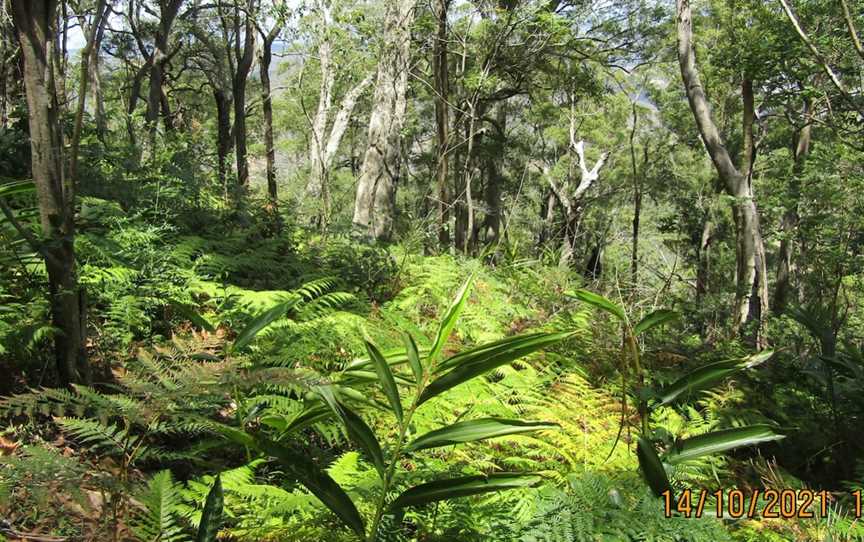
433, 0, 451, 249
677, 0, 769, 348
214, 88, 233, 195
696, 218, 713, 301
352, 0, 414, 241
483, 103, 505, 247
233, 81, 249, 187
774, 100, 812, 313
261, 37, 277, 206
11, 0, 88, 385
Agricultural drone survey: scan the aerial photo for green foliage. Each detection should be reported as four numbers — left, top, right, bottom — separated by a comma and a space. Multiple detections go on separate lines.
132, 470, 188, 542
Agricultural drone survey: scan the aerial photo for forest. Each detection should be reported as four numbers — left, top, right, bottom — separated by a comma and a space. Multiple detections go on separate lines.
0, 0, 862, 540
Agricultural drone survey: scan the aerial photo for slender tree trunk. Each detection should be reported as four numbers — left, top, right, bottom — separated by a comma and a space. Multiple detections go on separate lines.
629, 101, 642, 287
90, 15, 107, 141
261, 34, 277, 207
352, 0, 414, 241
233, 81, 249, 187
696, 218, 713, 301
774, 99, 812, 313
433, 0, 451, 249
231, 2, 256, 190
483, 103, 505, 247
145, 0, 183, 155
214, 89, 233, 195
677, 0, 769, 348
463, 107, 477, 255
11, 0, 88, 385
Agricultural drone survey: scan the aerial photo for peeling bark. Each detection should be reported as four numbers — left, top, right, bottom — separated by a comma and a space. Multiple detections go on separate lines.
351, 0, 414, 241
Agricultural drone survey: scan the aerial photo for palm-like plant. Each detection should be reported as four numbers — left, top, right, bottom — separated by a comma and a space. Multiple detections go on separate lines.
215, 276, 575, 541
568, 289, 784, 497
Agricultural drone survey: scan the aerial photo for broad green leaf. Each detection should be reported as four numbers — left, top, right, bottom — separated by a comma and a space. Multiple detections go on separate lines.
567, 289, 626, 322
214, 423, 364, 537
318, 386, 386, 477
664, 425, 785, 464
418, 331, 575, 405
231, 298, 298, 352
637, 436, 670, 497
196, 475, 223, 542
654, 351, 772, 408
339, 370, 414, 387
633, 309, 678, 335
254, 435, 365, 537
429, 275, 474, 363
388, 473, 542, 511
345, 345, 431, 372
435, 332, 550, 374
403, 332, 424, 383
406, 418, 559, 452
365, 339, 403, 423
260, 406, 332, 435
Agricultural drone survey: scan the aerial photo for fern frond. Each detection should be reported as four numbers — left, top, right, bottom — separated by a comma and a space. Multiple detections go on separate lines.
132, 470, 189, 542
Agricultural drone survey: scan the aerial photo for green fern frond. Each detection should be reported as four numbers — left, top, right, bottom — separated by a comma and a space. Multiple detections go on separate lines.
132, 470, 189, 542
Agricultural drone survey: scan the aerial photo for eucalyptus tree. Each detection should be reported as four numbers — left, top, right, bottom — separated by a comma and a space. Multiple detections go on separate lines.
304, 0, 374, 226
676, 0, 770, 347
8, 0, 88, 385
351, 0, 415, 240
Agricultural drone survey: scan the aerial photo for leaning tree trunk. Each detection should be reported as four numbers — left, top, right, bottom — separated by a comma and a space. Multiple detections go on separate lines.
352, 0, 414, 241
11, 0, 88, 385
677, 0, 769, 348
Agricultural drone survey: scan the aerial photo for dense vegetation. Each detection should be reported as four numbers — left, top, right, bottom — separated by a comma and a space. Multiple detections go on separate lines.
1, 0, 863, 540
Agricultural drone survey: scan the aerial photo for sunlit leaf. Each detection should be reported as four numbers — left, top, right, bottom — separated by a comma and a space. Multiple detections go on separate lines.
418, 331, 575, 405
406, 418, 558, 452
388, 473, 542, 511
567, 289, 626, 321
429, 275, 474, 363
231, 298, 299, 352
664, 425, 785, 464
365, 339, 403, 423
633, 309, 678, 335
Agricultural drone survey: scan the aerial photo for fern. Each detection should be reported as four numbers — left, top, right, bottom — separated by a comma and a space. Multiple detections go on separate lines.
132, 470, 189, 542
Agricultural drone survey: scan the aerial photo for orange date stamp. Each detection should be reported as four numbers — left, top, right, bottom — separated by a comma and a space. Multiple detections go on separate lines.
662, 489, 863, 519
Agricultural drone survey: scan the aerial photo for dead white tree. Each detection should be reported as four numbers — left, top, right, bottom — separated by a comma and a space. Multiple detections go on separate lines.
304, 0, 373, 225
540, 103, 609, 268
